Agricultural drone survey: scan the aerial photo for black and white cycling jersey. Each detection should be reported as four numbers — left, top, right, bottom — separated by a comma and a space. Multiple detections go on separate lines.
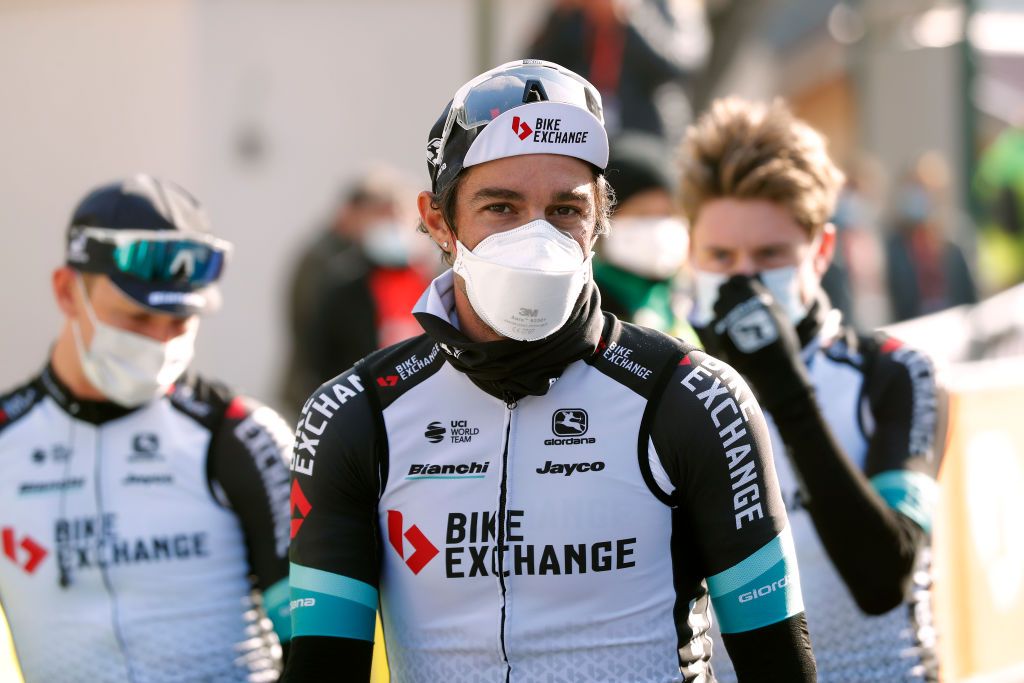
284, 271, 816, 682
0, 366, 293, 683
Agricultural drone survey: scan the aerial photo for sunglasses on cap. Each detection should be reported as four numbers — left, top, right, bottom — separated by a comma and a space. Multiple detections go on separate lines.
66, 227, 232, 287
437, 60, 604, 167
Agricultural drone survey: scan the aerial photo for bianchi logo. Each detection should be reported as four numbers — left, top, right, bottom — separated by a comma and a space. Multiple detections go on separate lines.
407, 461, 490, 480
546, 409, 595, 445
424, 421, 446, 444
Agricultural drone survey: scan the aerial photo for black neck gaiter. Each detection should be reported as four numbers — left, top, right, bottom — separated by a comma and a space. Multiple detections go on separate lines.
413, 283, 604, 403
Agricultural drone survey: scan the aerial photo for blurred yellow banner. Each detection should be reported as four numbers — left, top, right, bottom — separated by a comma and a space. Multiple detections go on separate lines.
934, 359, 1024, 682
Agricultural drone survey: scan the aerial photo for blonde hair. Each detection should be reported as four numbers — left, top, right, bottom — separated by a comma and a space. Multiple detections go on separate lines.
680, 97, 845, 235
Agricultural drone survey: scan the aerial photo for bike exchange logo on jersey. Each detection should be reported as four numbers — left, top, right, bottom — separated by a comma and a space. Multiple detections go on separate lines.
387, 508, 636, 579
53, 514, 210, 580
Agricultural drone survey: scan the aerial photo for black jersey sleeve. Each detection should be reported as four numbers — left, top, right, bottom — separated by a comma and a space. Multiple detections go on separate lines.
209, 396, 294, 643
768, 336, 939, 615
650, 349, 815, 681
282, 368, 379, 683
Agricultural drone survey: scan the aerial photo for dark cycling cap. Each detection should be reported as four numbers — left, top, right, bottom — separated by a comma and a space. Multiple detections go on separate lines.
66, 174, 229, 317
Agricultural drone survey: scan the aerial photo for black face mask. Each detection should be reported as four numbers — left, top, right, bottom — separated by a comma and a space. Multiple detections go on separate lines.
413, 283, 604, 403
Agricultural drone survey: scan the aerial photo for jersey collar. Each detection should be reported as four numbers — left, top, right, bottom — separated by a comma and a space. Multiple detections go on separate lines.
38, 362, 140, 425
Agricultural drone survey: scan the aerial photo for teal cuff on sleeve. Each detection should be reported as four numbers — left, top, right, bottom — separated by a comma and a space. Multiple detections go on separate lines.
871, 469, 937, 534
289, 562, 378, 641
707, 527, 804, 634
263, 578, 292, 643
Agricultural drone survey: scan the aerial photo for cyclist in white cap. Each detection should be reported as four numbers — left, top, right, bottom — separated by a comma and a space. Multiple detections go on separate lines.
284, 61, 816, 682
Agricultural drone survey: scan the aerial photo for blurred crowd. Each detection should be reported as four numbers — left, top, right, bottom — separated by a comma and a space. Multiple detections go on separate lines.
278, 0, 1024, 416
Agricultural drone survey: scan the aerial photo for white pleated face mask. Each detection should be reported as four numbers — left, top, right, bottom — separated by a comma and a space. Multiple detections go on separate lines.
71, 275, 197, 407
452, 219, 592, 342
690, 266, 809, 328
602, 217, 689, 280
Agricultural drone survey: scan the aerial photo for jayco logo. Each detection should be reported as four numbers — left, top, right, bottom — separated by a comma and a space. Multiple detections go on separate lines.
512, 115, 533, 140
387, 510, 439, 575
536, 460, 605, 476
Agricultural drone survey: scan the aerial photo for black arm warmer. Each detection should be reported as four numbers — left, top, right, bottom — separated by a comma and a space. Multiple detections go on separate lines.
720, 613, 816, 682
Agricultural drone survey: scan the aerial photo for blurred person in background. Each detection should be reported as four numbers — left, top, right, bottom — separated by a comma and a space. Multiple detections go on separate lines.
527, 0, 707, 139
974, 116, 1024, 293
597, 132, 696, 341
278, 168, 431, 416
284, 59, 815, 682
681, 99, 941, 682
0, 175, 293, 681
830, 157, 893, 330
886, 152, 977, 322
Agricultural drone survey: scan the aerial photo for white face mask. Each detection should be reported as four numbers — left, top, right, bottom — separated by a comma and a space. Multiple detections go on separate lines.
452, 219, 592, 342
690, 265, 809, 328
362, 220, 410, 267
71, 276, 197, 407
602, 216, 689, 280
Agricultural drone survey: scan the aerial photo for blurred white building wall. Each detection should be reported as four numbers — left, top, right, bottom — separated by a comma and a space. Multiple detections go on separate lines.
0, 0, 549, 410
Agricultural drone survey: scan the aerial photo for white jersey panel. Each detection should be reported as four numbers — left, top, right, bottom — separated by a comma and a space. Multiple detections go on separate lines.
0, 396, 258, 683
377, 360, 681, 682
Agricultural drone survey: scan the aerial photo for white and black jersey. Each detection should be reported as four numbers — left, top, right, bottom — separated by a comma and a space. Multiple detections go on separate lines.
708, 310, 941, 683
283, 271, 816, 682
0, 366, 293, 683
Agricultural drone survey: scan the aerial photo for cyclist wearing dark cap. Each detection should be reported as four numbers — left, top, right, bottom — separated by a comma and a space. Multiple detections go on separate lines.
0, 174, 293, 682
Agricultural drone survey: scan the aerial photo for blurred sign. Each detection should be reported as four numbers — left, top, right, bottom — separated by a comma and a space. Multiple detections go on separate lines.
934, 358, 1024, 682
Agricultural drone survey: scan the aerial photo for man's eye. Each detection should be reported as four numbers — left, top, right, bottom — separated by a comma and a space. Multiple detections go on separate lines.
485, 204, 511, 214
551, 206, 581, 217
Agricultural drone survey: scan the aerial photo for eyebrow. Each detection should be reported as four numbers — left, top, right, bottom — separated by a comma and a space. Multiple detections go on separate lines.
552, 189, 591, 203
469, 187, 525, 204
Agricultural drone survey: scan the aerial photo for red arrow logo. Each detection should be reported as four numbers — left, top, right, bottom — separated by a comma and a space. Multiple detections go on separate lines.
291, 480, 312, 539
387, 510, 438, 575
376, 375, 399, 388
2, 527, 47, 574
512, 116, 533, 141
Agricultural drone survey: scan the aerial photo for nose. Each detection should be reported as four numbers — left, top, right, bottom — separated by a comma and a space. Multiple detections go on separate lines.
731, 254, 759, 278
142, 317, 192, 343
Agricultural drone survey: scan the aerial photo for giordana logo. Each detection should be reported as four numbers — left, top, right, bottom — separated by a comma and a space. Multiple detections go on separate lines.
290, 480, 312, 540
129, 432, 163, 462
512, 115, 533, 140
387, 510, 439, 575
407, 461, 490, 480
2, 527, 47, 574
545, 409, 596, 445
739, 575, 790, 603
425, 421, 446, 444
552, 409, 588, 436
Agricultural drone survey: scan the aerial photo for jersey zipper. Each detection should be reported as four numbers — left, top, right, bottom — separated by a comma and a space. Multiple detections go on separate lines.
497, 392, 517, 682
94, 428, 139, 683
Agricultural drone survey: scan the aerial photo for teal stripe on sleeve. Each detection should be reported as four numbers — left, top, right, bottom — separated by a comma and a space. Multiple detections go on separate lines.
263, 578, 292, 642
871, 470, 937, 534
707, 527, 804, 634
289, 562, 378, 641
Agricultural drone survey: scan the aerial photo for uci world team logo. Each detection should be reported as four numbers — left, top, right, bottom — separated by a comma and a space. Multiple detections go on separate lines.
552, 409, 588, 437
